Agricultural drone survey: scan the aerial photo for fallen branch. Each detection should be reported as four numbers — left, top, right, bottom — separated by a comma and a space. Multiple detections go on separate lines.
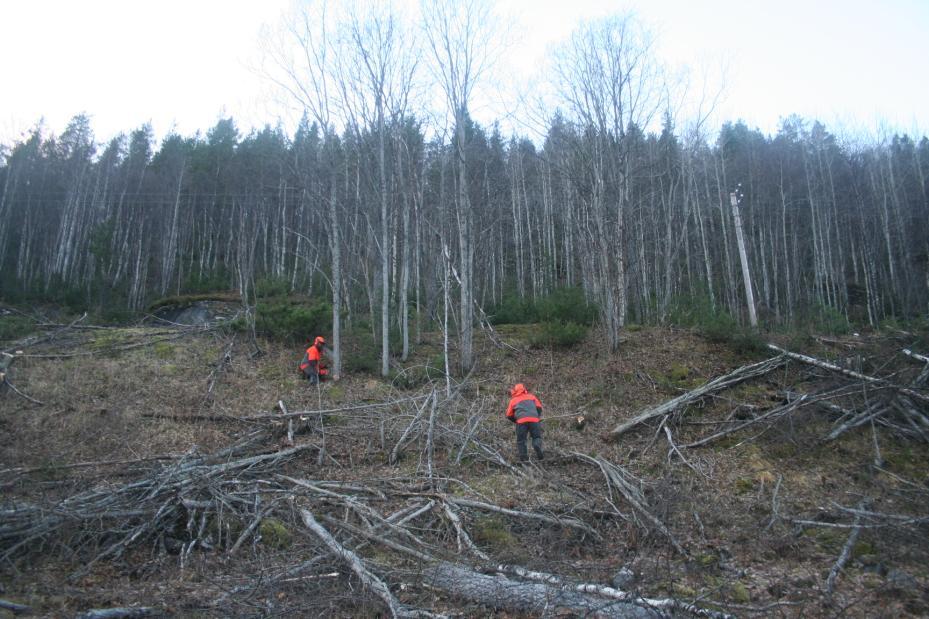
825, 501, 867, 599
440, 501, 490, 561
664, 425, 705, 476
767, 344, 929, 405
2, 379, 44, 405
301, 508, 441, 619
448, 497, 600, 538
390, 393, 432, 465
609, 355, 786, 438
0, 454, 178, 476
0, 599, 32, 615
683, 396, 808, 448
246, 395, 429, 421
578, 453, 686, 555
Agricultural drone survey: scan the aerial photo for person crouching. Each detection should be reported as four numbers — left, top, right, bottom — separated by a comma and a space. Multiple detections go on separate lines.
300, 336, 330, 385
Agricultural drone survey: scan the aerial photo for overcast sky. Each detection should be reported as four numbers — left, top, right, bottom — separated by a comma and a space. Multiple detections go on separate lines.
1, 0, 927, 147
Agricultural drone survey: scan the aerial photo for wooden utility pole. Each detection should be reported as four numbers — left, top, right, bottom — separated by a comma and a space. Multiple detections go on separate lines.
730, 189, 758, 327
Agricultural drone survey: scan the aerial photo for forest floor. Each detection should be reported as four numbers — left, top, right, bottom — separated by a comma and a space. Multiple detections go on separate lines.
1, 310, 928, 618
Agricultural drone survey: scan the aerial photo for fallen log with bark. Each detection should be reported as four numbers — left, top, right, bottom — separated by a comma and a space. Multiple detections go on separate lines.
424, 562, 659, 618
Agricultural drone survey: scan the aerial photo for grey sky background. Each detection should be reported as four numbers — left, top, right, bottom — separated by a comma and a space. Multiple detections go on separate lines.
1, 0, 927, 147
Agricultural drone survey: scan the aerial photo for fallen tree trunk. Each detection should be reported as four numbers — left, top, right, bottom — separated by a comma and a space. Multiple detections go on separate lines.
492, 564, 734, 619
609, 355, 786, 438
424, 562, 659, 618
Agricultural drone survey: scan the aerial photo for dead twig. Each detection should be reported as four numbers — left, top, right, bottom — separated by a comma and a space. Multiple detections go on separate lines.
825, 500, 868, 599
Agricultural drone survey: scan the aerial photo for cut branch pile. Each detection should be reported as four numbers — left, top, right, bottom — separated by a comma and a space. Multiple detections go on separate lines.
607, 344, 929, 447
1, 383, 727, 618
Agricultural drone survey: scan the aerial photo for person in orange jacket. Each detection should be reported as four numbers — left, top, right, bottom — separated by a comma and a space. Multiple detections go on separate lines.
505, 383, 544, 462
300, 336, 330, 385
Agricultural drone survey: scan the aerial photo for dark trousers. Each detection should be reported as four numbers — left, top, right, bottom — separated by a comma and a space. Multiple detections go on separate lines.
515, 422, 543, 461
304, 370, 326, 385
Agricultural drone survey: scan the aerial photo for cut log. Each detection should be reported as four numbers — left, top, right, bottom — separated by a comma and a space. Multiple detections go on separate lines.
609, 355, 786, 438
424, 562, 659, 618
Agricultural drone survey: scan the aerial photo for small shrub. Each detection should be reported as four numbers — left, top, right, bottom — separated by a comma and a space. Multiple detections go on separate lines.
488, 294, 538, 325
391, 359, 445, 389
700, 317, 767, 357
489, 287, 597, 326
530, 321, 587, 349
537, 286, 597, 325
327, 384, 346, 402
255, 276, 290, 298
729, 582, 751, 603
153, 342, 175, 359
668, 291, 719, 328
798, 303, 851, 335
471, 515, 516, 548
852, 541, 876, 558
669, 363, 689, 383
259, 518, 292, 549
734, 478, 755, 494
344, 351, 378, 374
181, 270, 231, 294
253, 298, 331, 342
344, 328, 379, 374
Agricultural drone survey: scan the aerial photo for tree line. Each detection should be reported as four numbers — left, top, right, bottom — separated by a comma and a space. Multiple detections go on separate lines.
1, 6, 927, 376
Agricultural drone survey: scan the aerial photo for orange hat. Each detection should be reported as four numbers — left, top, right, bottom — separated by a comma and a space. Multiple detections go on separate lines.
510, 383, 526, 397
314, 336, 326, 346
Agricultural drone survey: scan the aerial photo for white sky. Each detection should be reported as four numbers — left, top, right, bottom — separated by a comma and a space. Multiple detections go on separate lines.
1, 0, 927, 147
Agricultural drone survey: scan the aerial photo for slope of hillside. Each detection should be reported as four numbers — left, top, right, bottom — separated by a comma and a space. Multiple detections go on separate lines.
2, 313, 927, 617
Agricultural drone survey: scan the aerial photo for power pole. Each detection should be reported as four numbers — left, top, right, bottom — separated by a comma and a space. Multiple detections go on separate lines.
730, 187, 758, 327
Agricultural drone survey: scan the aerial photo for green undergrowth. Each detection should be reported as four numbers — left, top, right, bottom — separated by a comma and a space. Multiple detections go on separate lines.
148, 291, 240, 311
488, 286, 598, 327
0, 315, 34, 342
238, 297, 332, 343
529, 321, 588, 349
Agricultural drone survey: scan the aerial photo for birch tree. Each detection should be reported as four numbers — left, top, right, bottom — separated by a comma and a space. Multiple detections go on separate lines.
551, 14, 664, 349
260, 0, 345, 378
421, 0, 500, 372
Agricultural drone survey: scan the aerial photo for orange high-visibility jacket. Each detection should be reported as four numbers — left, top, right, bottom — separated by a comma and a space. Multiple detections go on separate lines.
506, 384, 542, 424
300, 344, 328, 375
